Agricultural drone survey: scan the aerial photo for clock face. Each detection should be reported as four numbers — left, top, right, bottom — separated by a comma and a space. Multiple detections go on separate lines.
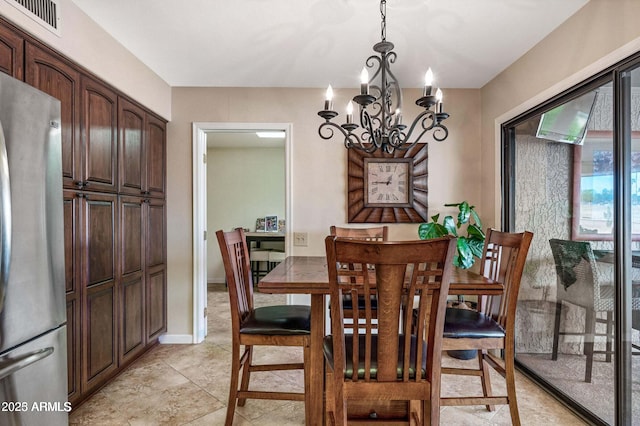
365, 160, 410, 205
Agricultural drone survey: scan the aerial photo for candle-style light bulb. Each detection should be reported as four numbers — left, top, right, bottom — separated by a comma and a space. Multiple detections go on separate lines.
324, 85, 334, 111
346, 101, 354, 124
436, 88, 443, 112
360, 68, 369, 95
423, 68, 433, 96
424, 68, 434, 86
395, 108, 402, 124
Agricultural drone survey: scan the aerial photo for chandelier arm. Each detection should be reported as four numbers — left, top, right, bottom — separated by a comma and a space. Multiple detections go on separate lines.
318, 121, 349, 141
400, 110, 436, 141
360, 107, 382, 150
382, 52, 402, 114
432, 124, 449, 142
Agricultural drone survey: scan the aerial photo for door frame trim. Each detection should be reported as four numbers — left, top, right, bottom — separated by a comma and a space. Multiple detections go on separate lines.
191, 122, 293, 343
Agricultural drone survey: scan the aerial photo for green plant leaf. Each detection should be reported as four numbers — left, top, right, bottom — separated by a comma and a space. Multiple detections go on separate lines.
467, 238, 485, 259
418, 222, 448, 239
442, 216, 458, 236
456, 237, 474, 269
470, 209, 483, 228
467, 224, 485, 239
457, 201, 471, 226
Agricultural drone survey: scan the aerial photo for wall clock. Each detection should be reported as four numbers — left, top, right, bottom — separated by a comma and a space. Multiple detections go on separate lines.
348, 143, 428, 223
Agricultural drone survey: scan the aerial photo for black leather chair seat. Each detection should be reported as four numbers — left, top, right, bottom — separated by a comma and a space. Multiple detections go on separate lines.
443, 307, 505, 339
323, 334, 426, 379
240, 305, 311, 335
341, 294, 378, 310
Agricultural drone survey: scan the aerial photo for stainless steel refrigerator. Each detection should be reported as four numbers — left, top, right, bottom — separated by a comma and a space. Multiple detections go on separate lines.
0, 72, 68, 425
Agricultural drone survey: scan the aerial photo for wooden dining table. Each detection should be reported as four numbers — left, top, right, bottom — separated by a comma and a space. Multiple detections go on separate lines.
258, 255, 502, 425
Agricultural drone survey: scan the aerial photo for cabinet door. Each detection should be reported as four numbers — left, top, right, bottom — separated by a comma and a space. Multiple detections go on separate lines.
81, 77, 118, 193
25, 42, 81, 189
118, 98, 145, 196
63, 190, 81, 404
80, 193, 118, 392
146, 266, 166, 342
146, 198, 166, 341
0, 22, 24, 79
145, 114, 166, 198
119, 196, 145, 363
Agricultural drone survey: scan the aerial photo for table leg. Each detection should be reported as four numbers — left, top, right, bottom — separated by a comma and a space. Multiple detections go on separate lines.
306, 294, 326, 425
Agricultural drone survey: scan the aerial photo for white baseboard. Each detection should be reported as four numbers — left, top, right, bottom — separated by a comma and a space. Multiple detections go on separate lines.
158, 334, 194, 344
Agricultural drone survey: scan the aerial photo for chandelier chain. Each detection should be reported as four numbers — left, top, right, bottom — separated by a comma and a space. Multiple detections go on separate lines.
380, 0, 386, 42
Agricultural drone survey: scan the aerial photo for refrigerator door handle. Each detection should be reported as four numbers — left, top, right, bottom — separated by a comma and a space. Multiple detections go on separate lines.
0, 347, 54, 381
0, 119, 11, 314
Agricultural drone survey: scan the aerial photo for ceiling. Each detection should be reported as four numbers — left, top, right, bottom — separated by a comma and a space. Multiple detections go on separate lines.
70, 0, 589, 89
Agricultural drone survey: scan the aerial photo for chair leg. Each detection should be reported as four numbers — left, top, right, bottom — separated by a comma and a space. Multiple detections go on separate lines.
333, 371, 346, 426
552, 301, 562, 361
238, 345, 253, 406
324, 364, 335, 426
226, 343, 242, 426
584, 309, 595, 383
429, 378, 441, 426
605, 311, 613, 363
504, 345, 521, 426
478, 350, 494, 412
303, 339, 311, 426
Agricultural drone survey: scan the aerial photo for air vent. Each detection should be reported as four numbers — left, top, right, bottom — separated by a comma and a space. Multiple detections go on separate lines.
4, 0, 61, 36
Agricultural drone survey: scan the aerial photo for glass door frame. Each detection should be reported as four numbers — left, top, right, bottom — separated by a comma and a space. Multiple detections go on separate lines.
501, 52, 640, 425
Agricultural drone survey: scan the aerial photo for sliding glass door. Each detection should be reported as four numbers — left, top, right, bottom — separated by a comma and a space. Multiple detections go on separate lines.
503, 56, 640, 425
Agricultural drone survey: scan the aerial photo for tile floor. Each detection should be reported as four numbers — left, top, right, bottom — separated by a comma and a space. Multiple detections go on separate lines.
69, 285, 587, 425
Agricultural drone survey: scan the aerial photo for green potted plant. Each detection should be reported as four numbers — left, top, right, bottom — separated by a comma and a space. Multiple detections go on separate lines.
418, 200, 485, 269
419, 201, 486, 360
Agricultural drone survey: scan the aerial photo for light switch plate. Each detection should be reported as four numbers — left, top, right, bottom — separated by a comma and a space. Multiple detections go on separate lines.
293, 232, 308, 246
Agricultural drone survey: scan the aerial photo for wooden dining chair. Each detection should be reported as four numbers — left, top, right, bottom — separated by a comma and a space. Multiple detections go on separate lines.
324, 235, 457, 425
216, 228, 311, 426
440, 228, 532, 426
329, 226, 389, 330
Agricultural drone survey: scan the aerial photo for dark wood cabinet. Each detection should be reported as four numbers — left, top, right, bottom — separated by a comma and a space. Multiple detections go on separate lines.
80, 77, 118, 193
118, 99, 145, 196
146, 114, 166, 198
25, 42, 81, 190
118, 196, 145, 363
63, 190, 81, 405
0, 23, 23, 79
81, 192, 118, 393
119, 98, 166, 198
146, 198, 166, 341
4, 18, 167, 408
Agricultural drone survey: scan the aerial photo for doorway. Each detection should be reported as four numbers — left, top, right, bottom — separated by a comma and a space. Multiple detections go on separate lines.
192, 122, 293, 343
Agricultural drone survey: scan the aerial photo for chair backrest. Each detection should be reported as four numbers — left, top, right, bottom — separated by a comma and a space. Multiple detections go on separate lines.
216, 228, 254, 334
478, 229, 533, 333
325, 236, 456, 384
549, 238, 601, 308
330, 225, 389, 241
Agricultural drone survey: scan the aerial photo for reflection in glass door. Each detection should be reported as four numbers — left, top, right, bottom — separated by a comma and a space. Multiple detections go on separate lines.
505, 64, 640, 424
624, 64, 640, 425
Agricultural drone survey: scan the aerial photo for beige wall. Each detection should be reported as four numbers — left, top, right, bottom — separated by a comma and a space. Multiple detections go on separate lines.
207, 146, 285, 283
168, 87, 481, 336
480, 0, 640, 228
0, 0, 171, 119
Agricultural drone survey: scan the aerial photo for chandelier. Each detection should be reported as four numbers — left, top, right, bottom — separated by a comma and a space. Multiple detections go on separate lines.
317, 0, 450, 154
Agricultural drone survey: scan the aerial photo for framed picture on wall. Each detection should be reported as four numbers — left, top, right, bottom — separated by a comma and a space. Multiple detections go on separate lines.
265, 215, 278, 232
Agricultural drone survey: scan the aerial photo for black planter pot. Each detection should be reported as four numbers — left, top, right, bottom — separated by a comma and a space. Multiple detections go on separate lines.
447, 349, 477, 360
